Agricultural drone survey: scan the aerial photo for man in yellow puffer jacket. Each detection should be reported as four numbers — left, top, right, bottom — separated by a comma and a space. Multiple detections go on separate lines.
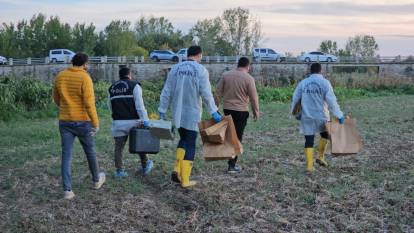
53, 53, 105, 200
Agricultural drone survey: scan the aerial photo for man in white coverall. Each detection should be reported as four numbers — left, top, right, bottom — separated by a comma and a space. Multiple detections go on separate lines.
158, 45, 222, 188
291, 63, 345, 172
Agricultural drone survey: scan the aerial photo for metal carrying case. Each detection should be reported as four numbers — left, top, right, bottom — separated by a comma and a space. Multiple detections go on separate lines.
148, 120, 174, 140
129, 127, 160, 154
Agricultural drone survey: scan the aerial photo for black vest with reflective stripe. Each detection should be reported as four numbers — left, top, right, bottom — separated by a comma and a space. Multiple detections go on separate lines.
109, 79, 141, 120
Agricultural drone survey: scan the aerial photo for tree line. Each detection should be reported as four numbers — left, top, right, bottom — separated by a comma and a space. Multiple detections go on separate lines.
0, 7, 382, 59
318, 35, 379, 57
0, 7, 262, 58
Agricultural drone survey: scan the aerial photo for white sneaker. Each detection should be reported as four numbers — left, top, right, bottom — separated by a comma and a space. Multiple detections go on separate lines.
94, 172, 106, 189
64, 191, 75, 200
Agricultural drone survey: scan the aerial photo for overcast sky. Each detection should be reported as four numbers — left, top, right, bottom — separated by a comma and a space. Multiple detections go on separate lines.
1, 0, 413, 55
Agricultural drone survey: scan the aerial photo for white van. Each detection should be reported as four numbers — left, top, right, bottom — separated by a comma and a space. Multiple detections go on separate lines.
252, 48, 286, 62
0, 55, 7, 65
49, 49, 75, 63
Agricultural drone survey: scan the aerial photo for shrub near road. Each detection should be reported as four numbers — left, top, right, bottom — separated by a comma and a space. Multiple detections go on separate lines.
0, 77, 54, 120
1, 74, 413, 121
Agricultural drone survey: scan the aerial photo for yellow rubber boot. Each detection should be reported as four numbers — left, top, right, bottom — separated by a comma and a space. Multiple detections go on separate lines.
305, 148, 314, 172
180, 160, 197, 188
316, 138, 329, 167
171, 148, 185, 183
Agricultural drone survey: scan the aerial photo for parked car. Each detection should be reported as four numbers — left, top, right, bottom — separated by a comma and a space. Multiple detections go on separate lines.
299, 51, 338, 63
0, 55, 7, 65
252, 48, 286, 62
150, 50, 179, 62
49, 49, 75, 63
176, 48, 188, 61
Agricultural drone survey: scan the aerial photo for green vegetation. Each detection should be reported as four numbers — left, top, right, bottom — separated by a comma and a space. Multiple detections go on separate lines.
1, 75, 413, 121
0, 77, 54, 121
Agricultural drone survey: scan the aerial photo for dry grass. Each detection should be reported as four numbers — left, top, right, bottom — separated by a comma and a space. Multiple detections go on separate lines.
0, 95, 413, 233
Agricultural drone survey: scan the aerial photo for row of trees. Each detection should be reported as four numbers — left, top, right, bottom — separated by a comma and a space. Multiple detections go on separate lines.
0, 8, 381, 59
0, 7, 262, 58
319, 35, 379, 57
190, 8, 262, 56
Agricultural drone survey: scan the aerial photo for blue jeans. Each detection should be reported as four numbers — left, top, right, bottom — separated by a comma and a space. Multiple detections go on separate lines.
59, 121, 100, 191
177, 128, 198, 161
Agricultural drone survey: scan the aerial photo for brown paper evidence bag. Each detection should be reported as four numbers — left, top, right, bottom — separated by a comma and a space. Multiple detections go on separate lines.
326, 117, 363, 156
198, 115, 243, 161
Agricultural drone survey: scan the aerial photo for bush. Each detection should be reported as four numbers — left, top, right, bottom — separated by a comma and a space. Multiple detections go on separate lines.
0, 77, 165, 121
94, 81, 110, 108
257, 86, 294, 103
1, 75, 413, 121
131, 46, 149, 57
0, 77, 55, 121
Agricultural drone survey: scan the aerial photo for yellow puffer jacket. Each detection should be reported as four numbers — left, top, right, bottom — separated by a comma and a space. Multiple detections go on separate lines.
53, 67, 99, 128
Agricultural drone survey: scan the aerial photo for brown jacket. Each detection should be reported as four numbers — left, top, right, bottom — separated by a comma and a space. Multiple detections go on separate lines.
216, 68, 259, 118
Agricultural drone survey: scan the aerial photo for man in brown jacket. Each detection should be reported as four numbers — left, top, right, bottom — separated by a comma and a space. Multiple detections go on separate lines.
216, 57, 260, 173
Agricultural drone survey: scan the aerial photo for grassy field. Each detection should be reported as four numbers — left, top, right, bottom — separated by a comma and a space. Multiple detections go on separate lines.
0, 95, 413, 233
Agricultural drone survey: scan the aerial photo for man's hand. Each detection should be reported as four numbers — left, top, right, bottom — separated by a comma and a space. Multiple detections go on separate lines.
159, 112, 165, 120
143, 120, 150, 128
212, 111, 222, 123
90, 127, 99, 137
253, 112, 260, 121
338, 116, 345, 124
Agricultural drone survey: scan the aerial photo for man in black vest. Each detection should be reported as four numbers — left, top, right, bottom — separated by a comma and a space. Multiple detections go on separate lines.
108, 67, 152, 178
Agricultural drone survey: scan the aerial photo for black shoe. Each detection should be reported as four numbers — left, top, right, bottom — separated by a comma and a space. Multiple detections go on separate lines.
171, 171, 180, 183
227, 164, 242, 174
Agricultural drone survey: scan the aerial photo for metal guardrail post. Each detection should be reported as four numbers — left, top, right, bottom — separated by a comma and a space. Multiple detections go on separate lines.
8, 58, 13, 66
117, 57, 122, 63
134, 56, 139, 63
27, 57, 31, 65
140, 56, 144, 62
395, 56, 401, 62
217, 56, 220, 63
206, 56, 209, 63
224, 56, 228, 63
45, 57, 50, 64
235, 56, 239, 63
100, 56, 105, 63
122, 56, 126, 63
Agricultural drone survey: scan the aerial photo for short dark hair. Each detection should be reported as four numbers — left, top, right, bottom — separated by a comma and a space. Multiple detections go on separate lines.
237, 57, 250, 68
119, 67, 131, 79
71, 53, 88, 66
187, 46, 202, 57
310, 63, 322, 74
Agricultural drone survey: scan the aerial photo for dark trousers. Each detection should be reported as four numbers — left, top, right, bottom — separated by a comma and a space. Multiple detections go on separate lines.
59, 121, 99, 191
114, 136, 148, 170
304, 132, 329, 148
177, 128, 198, 161
223, 109, 249, 167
